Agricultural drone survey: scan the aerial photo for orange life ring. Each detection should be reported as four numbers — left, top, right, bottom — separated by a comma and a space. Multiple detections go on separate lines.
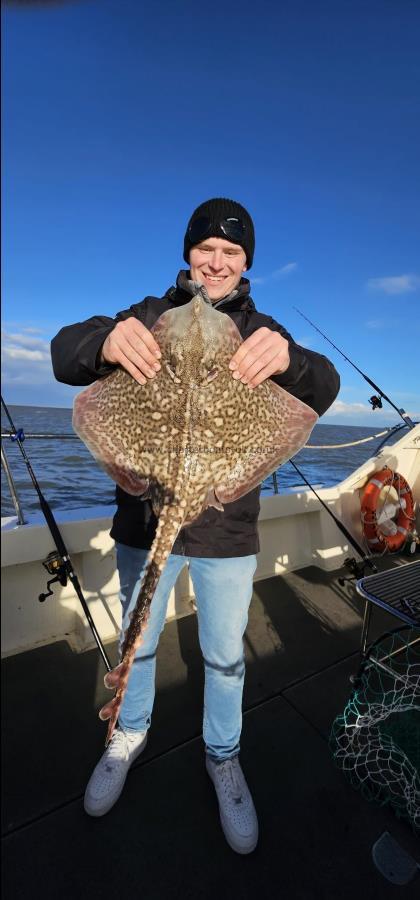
360, 467, 415, 553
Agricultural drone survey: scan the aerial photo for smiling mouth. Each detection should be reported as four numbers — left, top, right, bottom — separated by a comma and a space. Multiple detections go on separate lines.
203, 274, 227, 283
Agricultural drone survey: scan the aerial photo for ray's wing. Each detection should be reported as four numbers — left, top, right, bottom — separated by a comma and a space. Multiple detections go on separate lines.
73, 365, 184, 497
192, 368, 317, 505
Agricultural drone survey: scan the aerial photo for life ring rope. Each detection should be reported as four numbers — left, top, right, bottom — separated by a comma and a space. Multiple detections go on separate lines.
360, 466, 415, 554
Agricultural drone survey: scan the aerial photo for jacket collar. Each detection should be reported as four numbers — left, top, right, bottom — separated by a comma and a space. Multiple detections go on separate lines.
165, 270, 256, 313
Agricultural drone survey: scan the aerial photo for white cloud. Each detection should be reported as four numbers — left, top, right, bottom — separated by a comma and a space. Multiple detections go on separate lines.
323, 399, 419, 425
364, 316, 417, 329
4, 348, 49, 362
273, 262, 298, 278
1, 328, 52, 387
327, 400, 370, 416
365, 319, 386, 329
295, 335, 313, 348
6, 333, 50, 351
366, 274, 420, 295
251, 262, 298, 287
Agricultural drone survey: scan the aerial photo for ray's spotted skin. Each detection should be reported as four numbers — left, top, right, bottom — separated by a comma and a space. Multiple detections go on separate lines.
73, 294, 317, 744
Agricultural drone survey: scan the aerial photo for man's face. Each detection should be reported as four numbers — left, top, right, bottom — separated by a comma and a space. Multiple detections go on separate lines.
189, 236, 247, 302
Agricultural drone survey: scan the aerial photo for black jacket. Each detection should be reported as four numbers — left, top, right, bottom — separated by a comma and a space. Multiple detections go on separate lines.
51, 272, 340, 556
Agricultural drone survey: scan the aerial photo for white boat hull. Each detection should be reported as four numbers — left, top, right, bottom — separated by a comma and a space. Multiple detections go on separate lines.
2, 425, 419, 657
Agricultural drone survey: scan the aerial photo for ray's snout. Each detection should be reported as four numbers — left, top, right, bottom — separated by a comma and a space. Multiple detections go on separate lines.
193, 296, 203, 317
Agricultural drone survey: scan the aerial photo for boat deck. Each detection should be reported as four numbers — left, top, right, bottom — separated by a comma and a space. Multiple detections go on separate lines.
2, 558, 419, 899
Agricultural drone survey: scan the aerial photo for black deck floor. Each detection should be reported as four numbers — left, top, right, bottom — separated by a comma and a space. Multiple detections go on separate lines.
2, 559, 419, 899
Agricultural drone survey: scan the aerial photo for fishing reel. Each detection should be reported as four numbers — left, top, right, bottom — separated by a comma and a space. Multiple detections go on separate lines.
39, 551, 68, 602
338, 556, 370, 587
369, 395, 383, 410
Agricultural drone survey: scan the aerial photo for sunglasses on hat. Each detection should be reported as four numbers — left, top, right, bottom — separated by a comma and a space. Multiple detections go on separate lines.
188, 215, 245, 245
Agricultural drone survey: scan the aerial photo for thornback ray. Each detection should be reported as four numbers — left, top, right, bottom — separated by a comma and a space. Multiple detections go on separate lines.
73, 294, 318, 743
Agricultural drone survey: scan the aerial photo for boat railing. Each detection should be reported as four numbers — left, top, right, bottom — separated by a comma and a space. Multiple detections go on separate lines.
1, 422, 410, 526
0, 431, 281, 522
1, 443, 26, 524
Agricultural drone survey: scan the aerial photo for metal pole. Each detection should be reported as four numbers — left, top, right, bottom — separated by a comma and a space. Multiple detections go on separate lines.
1, 432, 78, 440
1, 442, 26, 524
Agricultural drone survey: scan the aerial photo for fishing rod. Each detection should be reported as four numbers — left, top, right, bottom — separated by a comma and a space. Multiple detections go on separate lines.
289, 458, 377, 581
1, 396, 112, 672
294, 307, 415, 430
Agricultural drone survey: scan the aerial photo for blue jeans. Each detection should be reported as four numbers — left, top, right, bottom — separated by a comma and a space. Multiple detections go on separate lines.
116, 543, 257, 761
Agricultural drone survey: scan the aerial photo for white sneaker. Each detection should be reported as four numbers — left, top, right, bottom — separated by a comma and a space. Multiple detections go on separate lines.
206, 755, 259, 854
84, 727, 147, 817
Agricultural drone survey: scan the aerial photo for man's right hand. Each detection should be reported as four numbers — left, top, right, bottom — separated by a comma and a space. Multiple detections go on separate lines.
101, 317, 161, 385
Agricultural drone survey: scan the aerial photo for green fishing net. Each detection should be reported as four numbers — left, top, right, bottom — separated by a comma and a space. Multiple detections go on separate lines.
329, 627, 420, 835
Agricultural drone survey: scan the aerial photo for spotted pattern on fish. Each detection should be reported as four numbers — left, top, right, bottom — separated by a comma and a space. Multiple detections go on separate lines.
73, 295, 317, 743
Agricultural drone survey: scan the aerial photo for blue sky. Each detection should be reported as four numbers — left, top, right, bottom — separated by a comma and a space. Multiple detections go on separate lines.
2, 0, 419, 425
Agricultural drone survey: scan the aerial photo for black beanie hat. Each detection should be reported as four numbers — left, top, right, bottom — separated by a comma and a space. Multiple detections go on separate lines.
184, 198, 255, 269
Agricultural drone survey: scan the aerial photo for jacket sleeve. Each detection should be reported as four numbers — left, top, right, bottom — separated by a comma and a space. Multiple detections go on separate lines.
50, 303, 146, 386
255, 316, 340, 417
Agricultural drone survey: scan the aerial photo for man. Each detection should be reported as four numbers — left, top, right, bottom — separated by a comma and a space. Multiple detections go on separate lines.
51, 198, 340, 854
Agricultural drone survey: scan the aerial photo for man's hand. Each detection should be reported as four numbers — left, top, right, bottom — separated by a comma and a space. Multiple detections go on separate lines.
229, 327, 290, 389
101, 317, 161, 385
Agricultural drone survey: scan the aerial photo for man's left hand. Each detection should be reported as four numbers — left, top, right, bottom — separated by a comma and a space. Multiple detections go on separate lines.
229, 327, 290, 389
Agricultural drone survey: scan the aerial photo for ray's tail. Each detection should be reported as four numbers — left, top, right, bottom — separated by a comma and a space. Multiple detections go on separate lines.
99, 497, 185, 745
